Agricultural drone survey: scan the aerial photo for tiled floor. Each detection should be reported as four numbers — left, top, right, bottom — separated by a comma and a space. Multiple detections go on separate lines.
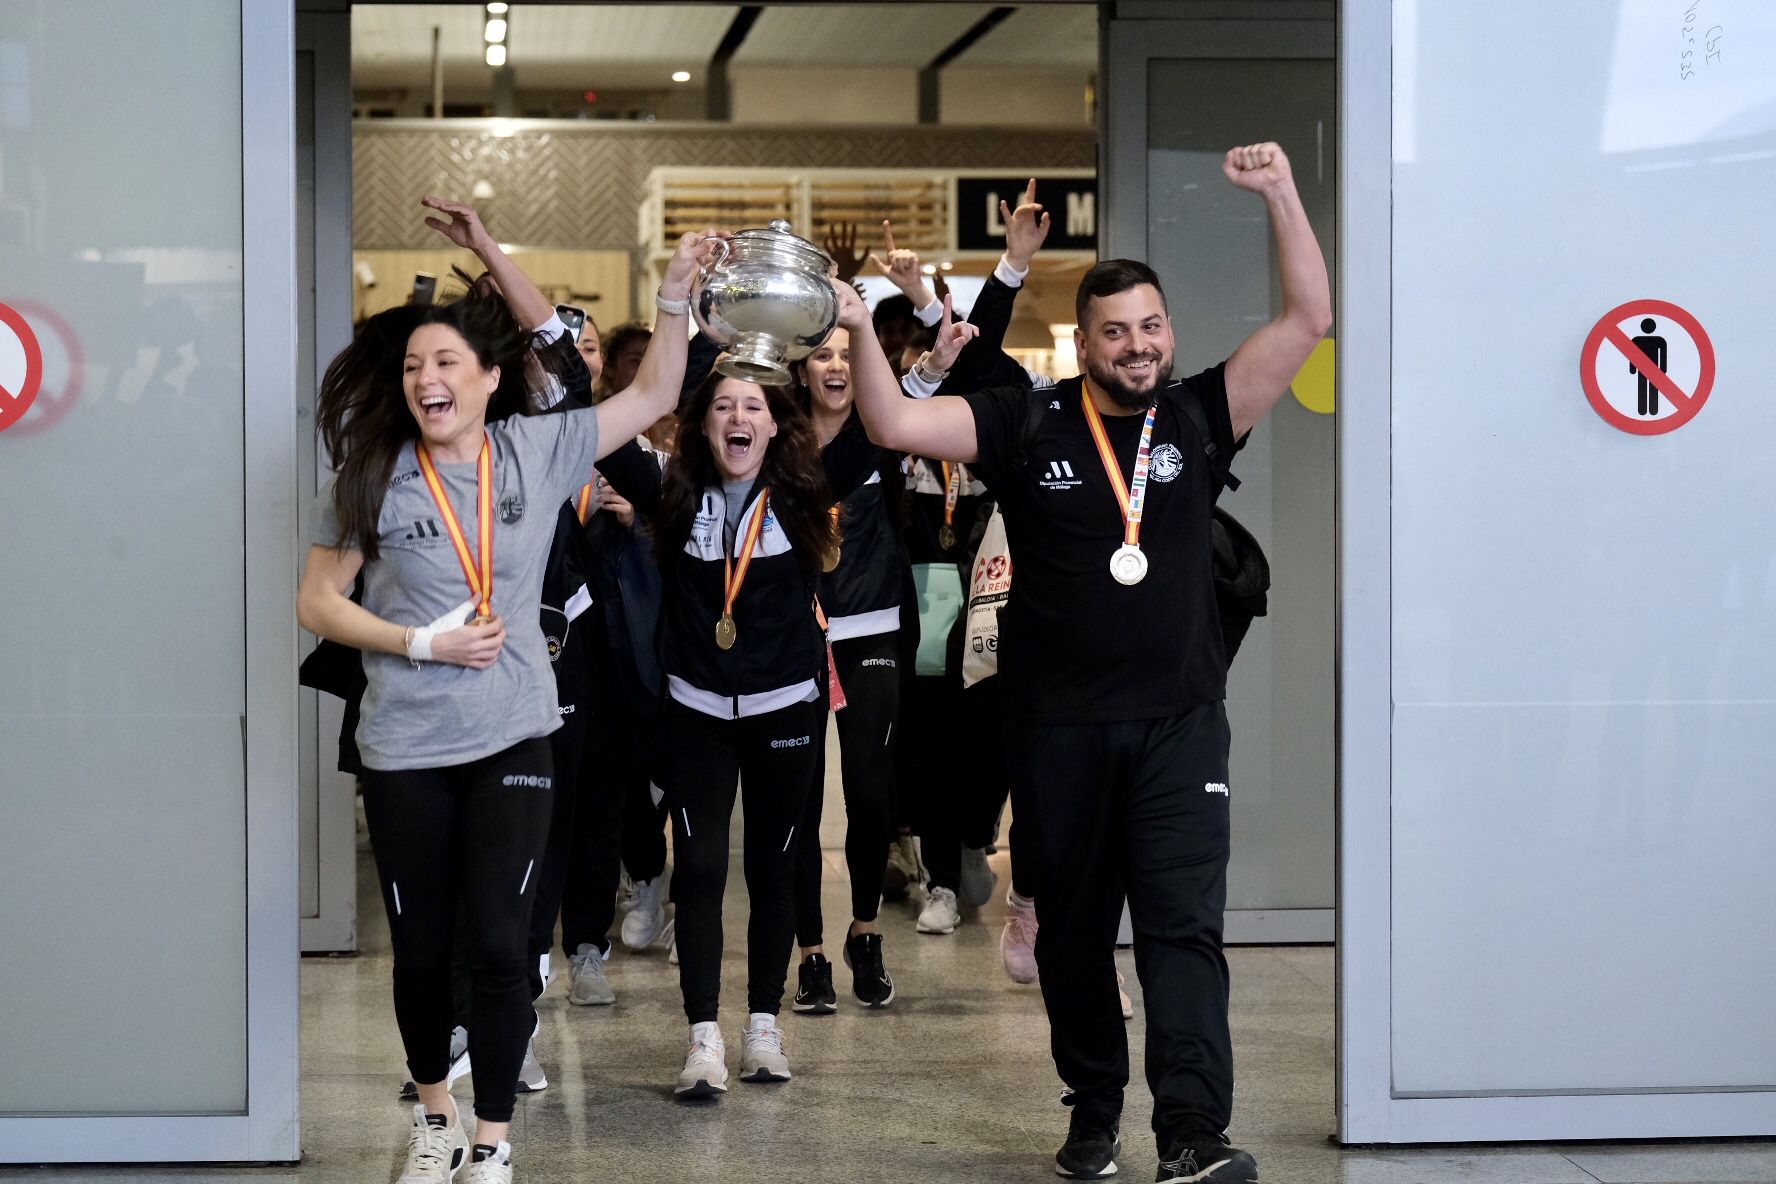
6, 846, 1773, 1183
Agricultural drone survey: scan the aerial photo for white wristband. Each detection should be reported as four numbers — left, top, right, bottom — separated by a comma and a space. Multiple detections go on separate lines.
655, 289, 690, 315
406, 624, 435, 664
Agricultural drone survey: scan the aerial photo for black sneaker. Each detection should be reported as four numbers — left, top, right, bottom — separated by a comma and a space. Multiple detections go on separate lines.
842, 931, 896, 1008
1055, 1108, 1121, 1178
792, 953, 837, 1015
1154, 1140, 1258, 1182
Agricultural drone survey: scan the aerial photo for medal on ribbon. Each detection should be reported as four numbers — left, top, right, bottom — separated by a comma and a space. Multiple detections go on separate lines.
938, 460, 961, 550
717, 489, 769, 650
1081, 388, 1158, 586
416, 432, 496, 619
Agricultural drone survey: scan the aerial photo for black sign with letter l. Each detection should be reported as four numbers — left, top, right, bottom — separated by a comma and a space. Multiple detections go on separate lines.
954, 176, 1098, 252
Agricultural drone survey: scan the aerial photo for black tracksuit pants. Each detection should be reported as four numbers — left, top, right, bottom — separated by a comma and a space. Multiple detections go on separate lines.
901, 672, 1037, 899
559, 729, 659, 955
361, 737, 556, 1125
1004, 703, 1234, 1147
525, 705, 587, 994
660, 696, 824, 1023
793, 632, 900, 948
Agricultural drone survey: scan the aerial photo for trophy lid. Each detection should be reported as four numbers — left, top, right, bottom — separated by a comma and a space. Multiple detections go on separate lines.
728, 219, 834, 275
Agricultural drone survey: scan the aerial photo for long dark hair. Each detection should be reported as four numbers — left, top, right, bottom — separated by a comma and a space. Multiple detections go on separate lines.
317, 290, 545, 561
655, 370, 837, 579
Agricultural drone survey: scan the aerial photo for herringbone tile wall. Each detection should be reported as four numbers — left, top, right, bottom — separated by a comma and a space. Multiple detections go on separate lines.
354, 123, 1096, 250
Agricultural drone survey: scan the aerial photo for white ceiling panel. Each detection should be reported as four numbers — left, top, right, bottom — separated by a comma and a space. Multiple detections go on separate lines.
952, 5, 1097, 66
730, 4, 999, 67
352, 3, 1098, 81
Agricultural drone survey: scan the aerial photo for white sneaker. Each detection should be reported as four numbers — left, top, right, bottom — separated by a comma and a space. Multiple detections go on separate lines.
675, 1021, 728, 1098
917, 885, 961, 935
459, 1140, 512, 1184
567, 942, 616, 1006
621, 869, 670, 950
958, 845, 998, 908
536, 951, 553, 997
445, 1024, 472, 1091
397, 1102, 468, 1184
740, 1013, 792, 1083
668, 932, 679, 965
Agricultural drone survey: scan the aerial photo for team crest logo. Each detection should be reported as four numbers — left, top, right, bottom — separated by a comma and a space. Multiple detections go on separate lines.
545, 635, 562, 661
499, 494, 525, 524
1149, 443, 1184, 483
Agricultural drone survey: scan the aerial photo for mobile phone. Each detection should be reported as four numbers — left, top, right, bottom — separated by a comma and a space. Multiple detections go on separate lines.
555, 303, 587, 342
409, 272, 437, 305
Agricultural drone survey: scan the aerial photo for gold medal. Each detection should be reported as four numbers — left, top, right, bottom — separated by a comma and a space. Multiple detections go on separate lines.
938, 523, 957, 550
717, 489, 768, 654
822, 546, 841, 573
939, 462, 961, 553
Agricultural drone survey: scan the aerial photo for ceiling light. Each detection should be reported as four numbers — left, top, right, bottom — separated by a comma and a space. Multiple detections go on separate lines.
920, 264, 937, 276
938, 261, 954, 271
672, 71, 692, 83
484, 18, 507, 42
486, 3, 509, 13
485, 43, 507, 67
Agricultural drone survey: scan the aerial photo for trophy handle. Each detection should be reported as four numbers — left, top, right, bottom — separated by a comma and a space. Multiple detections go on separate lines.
701, 234, 731, 278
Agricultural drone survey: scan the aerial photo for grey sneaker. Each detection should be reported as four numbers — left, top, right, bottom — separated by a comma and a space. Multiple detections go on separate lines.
397, 1102, 468, 1184
958, 845, 998, 908
515, 1018, 547, 1093
883, 834, 925, 900
567, 942, 616, 1006
621, 870, 670, 950
460, 1140, 513, 1184
740, 1015, 792, 1083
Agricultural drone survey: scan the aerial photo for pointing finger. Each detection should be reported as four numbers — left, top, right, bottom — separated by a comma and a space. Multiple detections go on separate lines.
882, 220, 897, 254
1000, 198, 1013, 226
941, 292, 954, 328
1023, 177, 1037, 207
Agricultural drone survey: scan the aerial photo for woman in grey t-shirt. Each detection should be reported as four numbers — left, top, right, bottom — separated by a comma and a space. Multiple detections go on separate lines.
297, 218, 718, 1184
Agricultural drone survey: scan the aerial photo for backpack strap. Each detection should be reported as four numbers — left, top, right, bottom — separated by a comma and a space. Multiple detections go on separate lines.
1012, 383, 1050, 471
1165, 382, 1240, 492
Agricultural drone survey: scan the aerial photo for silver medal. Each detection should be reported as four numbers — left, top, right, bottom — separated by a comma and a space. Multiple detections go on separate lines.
1109, 544, 1148, 586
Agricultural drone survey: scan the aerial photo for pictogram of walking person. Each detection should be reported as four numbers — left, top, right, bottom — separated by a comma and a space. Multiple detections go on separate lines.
1630, 317, 1668, 416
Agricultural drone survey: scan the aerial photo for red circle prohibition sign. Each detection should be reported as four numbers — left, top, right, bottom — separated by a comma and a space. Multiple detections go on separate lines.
0, 300, 45, 434
1579, 299, 1715, 437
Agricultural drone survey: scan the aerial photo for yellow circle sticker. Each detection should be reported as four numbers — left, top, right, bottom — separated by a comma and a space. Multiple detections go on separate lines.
1291, 337, 1335, 415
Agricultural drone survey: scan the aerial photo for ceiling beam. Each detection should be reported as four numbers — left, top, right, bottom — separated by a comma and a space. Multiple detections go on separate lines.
918, 5, 1016, 123
706, 5, 763, 120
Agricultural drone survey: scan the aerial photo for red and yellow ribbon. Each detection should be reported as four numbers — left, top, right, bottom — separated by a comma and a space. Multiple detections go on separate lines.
1080, 389, 1158, 549
724, 489, 770, 620
416, 431, 495, 620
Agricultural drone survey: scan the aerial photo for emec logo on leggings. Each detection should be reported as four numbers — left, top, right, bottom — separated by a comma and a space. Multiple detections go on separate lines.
503, 774, 553, 789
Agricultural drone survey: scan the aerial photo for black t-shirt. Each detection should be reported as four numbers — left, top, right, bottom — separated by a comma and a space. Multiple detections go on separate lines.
962, 367, 1238, 723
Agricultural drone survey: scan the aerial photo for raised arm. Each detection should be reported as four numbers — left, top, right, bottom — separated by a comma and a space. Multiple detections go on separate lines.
1220, 144, 1333, 438
840, 279, 981, 463
422, 195, 555, 332
594, 231, 726, 459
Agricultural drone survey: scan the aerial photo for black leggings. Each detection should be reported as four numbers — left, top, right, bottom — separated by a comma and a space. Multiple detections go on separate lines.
559, 732, 659, 955
793, 632, 900, 948
362, 736, 555, 1125
526, 707, 587, 993
660, 696, 823, 1023
899, 674, 1038, 898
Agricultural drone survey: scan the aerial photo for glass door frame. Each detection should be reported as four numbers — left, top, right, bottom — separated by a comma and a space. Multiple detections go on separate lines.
0, 0, 301, 1162
1100, 10, 1336, 944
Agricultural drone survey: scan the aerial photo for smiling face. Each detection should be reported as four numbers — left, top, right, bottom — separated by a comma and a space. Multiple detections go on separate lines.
802, 328, 852, 418
1075, 284, 1175, 410
576, 322, 603, 389
403, 322, 499, 452
701, 377, 779, 484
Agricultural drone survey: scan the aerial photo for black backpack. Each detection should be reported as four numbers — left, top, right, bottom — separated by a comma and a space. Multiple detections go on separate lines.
1017, 384, 1270, 663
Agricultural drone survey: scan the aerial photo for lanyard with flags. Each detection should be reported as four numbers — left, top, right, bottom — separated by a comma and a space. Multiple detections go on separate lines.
415, 432, 496, 618
1079, 388, 1157, 586
716, 489, 769, 650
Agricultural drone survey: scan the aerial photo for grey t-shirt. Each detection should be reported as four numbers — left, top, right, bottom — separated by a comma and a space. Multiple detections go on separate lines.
313, 408, 602, 771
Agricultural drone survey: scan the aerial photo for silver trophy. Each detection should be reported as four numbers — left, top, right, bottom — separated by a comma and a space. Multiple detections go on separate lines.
694, 219, 840, 386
